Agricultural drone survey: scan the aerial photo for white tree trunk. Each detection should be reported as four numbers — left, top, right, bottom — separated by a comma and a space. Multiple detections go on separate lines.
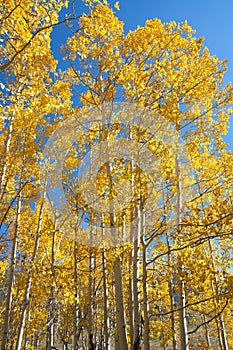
203, 314, 212, 348
88, 252, 94, 350
128, 255, 134, 349
0, 115, 14, 197
102, 250, 109, 350
114, 256, 128, 350
15, 199, 44, 350
73, 240, 79, 350
165, 231, 178, 350
132, 202, 141, 350
141, 228, 150, 350
46, 222, 57, 350
206, 240, 229, 350
1, 194, 21, 350
176, 157, 189, 350
177, 269, 189, 350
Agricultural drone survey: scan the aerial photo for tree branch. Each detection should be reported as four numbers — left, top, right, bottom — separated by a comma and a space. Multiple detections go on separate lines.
188, 299, 229, 335
0, 16, 80, 71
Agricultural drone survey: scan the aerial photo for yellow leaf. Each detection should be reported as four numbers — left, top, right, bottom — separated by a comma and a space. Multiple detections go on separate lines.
114, 1, 120, 10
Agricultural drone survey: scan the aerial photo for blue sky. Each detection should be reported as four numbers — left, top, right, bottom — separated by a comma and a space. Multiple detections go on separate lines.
52, 0, 233, 149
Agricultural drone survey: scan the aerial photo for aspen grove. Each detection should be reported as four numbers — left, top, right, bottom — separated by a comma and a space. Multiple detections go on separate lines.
1, 0, 233, 349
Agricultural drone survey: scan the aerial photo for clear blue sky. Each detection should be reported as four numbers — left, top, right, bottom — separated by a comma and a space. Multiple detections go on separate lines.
52, 0, 233, 149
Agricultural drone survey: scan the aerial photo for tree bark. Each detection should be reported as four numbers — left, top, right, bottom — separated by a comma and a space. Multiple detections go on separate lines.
114, 256, 128, 350
46, 222, 58, 350
102, 250, 109, 350
203, 314, 212, 348
1, 194, 21, 350
73, 240, 79, 350
207, 239, 229, 350
165, 231, 177, 350
132, 203, 141, 350
15, 198, 44, 350
0, 115, 14, 198
176, 157, 189, 350
88, 251, 94, 350
141, 229, 150, 350
128, 254, 134, 349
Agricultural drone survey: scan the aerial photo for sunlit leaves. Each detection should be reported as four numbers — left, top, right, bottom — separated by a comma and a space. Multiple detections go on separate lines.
1, 0, 233, 348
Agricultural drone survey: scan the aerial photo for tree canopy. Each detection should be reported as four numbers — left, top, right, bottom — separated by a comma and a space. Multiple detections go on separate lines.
1, 1, 233, 349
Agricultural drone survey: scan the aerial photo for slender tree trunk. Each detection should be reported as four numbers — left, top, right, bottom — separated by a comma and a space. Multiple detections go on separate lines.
165, 232, 177, 350
99, 112, 128, 349
88, 251, 94, 350
128, 254, 134, 350
46, 295, 55, 350
176, 157, 189, 350
74, 240, 79, 350
177, 267, 188, 350
46, 224, 57, 350
219, 320, 228, 350
129, 155, 135, 350
168, 281, 178, 350
132, 203, 141, 350
203, 314, 211, 348
1, 193, 21, 350
15, 199, 44, 350
114, 256, 128, 350
197, 177, 229, 349
16, 279, 32, 350
141, 221, 150, 350
0, 115, 14, 198
206, 240, 228, 350
102, 250, 109, 350
23, 307, 31, 350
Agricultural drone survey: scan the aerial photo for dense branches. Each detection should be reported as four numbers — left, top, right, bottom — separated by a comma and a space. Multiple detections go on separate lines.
1, 1, 233, 349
